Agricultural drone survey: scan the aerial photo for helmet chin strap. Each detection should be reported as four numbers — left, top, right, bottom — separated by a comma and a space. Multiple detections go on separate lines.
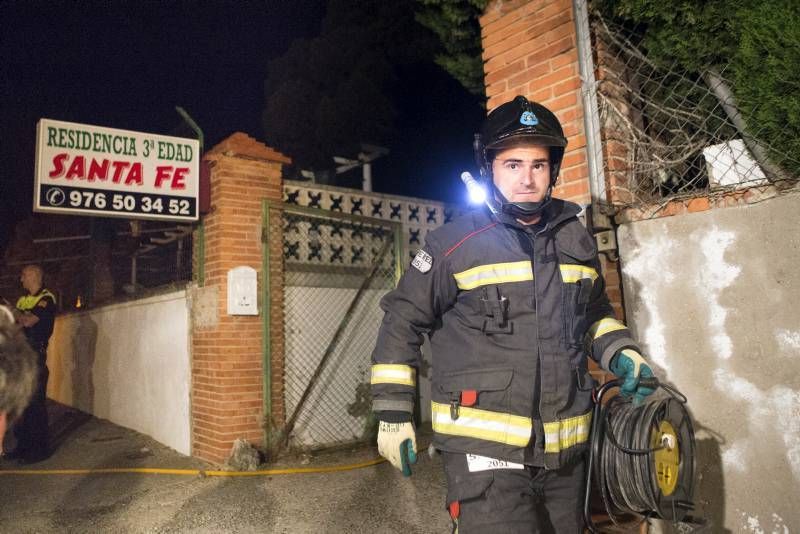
491, 182, 553, 220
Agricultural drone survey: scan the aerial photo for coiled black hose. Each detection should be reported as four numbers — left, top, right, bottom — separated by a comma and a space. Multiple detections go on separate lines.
584, 379, 696, 532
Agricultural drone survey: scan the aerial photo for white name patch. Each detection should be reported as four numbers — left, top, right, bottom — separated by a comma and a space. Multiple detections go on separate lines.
466, 453, 525, 472
411, 250, 433, 273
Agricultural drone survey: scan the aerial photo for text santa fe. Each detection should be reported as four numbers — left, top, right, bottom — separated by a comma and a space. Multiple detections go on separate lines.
35, 118, 199, 195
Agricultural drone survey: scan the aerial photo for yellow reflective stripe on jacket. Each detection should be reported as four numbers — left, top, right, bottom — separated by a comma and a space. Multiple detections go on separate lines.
370, 364, 416, 386
431, 401, 532, 447
453, 261, 533, 290
588, 317, 627, 340
559, 264, 599, 284
543, 412, 592, 453
16, 289, 56, 311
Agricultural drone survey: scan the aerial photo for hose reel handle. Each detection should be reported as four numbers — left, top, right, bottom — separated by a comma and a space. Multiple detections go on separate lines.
592, 377, 660, 405
639, 377, 660, 389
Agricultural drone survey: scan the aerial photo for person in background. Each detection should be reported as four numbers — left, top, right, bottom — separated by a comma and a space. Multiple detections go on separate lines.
10, 264, 57, 463
0, 305, 37, 454
371, 96, 656, 532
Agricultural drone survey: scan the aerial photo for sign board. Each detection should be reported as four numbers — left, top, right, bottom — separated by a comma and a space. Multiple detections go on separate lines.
34, 118, 199, 222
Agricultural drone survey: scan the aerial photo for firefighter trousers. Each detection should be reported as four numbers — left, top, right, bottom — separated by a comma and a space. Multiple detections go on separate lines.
441, 451, 585, 533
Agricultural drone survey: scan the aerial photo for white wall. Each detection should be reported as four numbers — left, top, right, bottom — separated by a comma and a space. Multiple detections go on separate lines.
617, 194, 800, 533
48, 290, 192, 455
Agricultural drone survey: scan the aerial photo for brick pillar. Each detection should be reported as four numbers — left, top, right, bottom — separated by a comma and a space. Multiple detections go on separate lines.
594, 29, 641, 208
481, 0, 589, 205
192, 133, 290, 464
480, 0, 627, 360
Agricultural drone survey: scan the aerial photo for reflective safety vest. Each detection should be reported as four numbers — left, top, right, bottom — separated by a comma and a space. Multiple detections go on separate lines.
371, 199, 641, 469
17, 288, 57, 352
16, 289, 57, 312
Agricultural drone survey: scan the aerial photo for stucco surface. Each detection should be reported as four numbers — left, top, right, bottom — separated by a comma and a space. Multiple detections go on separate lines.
617, 193, 800, 532
47, 290, 192, 455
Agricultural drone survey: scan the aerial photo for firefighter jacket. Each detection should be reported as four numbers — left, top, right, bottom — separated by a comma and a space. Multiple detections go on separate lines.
371, 199, 641, 469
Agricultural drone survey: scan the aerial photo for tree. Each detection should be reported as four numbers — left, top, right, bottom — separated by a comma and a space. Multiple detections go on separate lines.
732, 0, 800, 174
414, 0, 489, 97
262, 0, 437, 173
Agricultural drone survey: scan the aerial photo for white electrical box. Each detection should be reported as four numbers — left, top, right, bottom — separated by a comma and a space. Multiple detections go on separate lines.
227, 266, 258, 315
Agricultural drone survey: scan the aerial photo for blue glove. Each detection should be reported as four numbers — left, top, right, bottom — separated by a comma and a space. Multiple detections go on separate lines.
609, 349, 655, 404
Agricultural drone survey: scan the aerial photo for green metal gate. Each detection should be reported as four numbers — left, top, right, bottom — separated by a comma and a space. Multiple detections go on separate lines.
263, 201, 401, 451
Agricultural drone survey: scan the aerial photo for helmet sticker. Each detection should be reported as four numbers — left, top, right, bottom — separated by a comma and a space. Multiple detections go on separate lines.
520, 111, 538, 126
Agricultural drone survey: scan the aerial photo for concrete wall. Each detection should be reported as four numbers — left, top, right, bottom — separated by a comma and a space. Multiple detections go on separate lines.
617, 193, 800, 532
48, 289, 192, 456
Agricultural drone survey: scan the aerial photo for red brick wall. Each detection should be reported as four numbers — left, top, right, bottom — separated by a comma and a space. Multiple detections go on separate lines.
192, 133, 289, 464
481, 0, 589, 205
480, 0, 626, 337
594, 28, 642, 208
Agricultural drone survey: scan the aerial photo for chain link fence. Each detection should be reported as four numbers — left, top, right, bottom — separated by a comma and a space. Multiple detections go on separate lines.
594, 15, 799, 210
274, 204, 401, 450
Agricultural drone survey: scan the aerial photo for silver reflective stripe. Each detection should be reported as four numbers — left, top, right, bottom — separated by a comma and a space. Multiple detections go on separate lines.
371, 364, 416, 386
373, 399, 414, 413
589, 317, 627, 339
431, 401, 532, 447
559, 264, 599, 284
453, 261, 533, 290
543, 412, 592, 453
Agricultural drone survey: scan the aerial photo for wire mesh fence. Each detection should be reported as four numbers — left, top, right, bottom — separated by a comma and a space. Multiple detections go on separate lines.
593, 14, 799, 210
274, 205, 400, 450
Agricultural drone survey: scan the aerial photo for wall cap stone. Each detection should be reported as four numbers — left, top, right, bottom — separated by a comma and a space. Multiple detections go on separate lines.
207, 132, 291, 164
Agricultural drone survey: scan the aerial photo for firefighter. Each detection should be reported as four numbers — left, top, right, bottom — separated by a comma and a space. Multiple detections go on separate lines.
371, 96, 656, 532
10, 264, 56, 463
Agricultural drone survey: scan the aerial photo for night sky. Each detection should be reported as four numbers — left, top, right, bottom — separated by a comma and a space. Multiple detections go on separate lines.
0, 1, 485, 252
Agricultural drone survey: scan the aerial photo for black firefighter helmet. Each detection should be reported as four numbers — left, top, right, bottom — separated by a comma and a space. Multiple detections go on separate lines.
473, 95, 568, 218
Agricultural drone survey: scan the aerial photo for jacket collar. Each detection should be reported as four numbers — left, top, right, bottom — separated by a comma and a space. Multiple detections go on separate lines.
485, 198, 581, 232
542, 198, 582, 230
